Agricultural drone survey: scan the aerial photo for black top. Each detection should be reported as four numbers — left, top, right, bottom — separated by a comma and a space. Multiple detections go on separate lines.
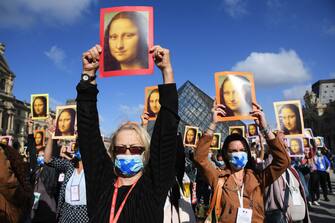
76, 81, 180, 223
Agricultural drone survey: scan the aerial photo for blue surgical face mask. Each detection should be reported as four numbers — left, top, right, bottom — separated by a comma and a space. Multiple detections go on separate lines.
228, 151, 248, 170
216, 160, 225, 168
37, 155, 45, 166
115, 154, 144, 177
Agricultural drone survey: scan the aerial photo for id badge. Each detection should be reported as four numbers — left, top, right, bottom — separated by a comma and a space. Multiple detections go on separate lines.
291, 188, 303, 206
33, 192, 41, 210
58, 173, 65, 182
236, 208, 252, 223
70, 185, 80, 201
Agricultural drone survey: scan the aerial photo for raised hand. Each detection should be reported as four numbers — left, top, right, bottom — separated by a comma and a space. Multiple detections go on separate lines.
140, 112, 150, 127
149, 45, 174, 84
82, 44, 102, 76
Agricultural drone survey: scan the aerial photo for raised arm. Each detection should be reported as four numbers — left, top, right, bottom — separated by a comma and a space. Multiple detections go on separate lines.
76, 44, 115, 212
194, 102, 224, 188
26, 116, 37, 172
145, 46, 180, 200
250, 102, 290, 187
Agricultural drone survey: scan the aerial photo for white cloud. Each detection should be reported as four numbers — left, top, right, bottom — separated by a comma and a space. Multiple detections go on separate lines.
119, 104, 144, 117
283, 84, 311, 100
220, 0, 248, 18
45, 45, 68, 71
232, 49, 311, 86
0, 0, 94, 28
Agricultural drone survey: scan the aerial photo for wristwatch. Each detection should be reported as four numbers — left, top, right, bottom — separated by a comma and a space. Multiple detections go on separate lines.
81, 73, 96, 82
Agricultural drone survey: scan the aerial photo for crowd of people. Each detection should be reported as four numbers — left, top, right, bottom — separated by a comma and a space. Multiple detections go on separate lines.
0, 44, 334, 223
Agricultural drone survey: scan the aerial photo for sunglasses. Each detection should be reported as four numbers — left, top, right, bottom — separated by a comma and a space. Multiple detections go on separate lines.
114, 146, 145, 155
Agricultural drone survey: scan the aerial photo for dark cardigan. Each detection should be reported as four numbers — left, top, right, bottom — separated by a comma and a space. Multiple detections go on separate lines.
76, 81, 180, 223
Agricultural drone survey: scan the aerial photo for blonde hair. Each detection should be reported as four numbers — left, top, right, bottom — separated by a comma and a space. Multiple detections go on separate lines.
109, 122, 151, 166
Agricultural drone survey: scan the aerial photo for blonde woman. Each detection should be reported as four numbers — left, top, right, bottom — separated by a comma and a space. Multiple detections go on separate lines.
77, 44, 179, 222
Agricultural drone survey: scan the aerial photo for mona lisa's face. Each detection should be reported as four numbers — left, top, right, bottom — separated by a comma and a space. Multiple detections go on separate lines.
290, 139, 301, 154
58, 111, 72, 135
281, 107, 297, 132
186, 129, 195, 144
149, 91, 160, 114
248, 125, 257, 136
210, 136, 218, 147
35, 133, 43, 146
222, 79, 242, 113
33, 98, 45, 116
109, 18, 140, 64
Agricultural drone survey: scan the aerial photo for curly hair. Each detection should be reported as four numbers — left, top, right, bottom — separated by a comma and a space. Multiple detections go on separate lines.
0, 144, 33, 222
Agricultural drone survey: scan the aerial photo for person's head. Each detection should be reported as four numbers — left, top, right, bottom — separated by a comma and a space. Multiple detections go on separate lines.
279, 104, 301, 134
210, 135, 219, 148
185, 128, 196, 144
219, 75, 251, 116
221, 133, 254, 171
55, 108, 76, 136
104, 11, 148, 71
290, 138, 301, 154
147, 89, 160, 117
304, 146, 311, 159
109, 122, 150, 177
248, 124, 257, 136
34, 131, 44, 146
32, 96, 47, 117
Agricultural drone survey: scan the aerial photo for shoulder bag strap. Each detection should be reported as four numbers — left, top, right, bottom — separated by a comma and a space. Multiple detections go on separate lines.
215, 177, 225, 218
282, 170, 290, 213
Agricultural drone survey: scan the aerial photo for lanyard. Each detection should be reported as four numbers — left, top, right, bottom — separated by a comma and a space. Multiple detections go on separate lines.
70, 169, 84, 186
237, 184, 244, 208
109, 177, 140, 223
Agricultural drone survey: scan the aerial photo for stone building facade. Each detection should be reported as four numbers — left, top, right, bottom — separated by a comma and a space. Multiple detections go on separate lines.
304, 79, 335, 151
0, 43, 30, 151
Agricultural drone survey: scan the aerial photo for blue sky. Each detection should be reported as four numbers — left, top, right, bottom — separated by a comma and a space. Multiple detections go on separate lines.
1, 0, 335, 135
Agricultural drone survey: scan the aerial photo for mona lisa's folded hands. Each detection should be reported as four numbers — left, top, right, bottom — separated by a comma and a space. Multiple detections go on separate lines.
150, 45, 174, 84
82, 44, 102, 79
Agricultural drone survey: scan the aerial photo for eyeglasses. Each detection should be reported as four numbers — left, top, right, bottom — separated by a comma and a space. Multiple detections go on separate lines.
114, 146, 145, 155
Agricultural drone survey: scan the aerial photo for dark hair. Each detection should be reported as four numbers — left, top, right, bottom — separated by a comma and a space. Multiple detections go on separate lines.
219, 75, 252, 116
220, 133, 255, 170
185, 128, 196, 144
103, 11, 148, 71
55, 108, 76, 136
279, 104, 302, 134
147, 89, 159, 117
0, 144, 33, 221
32, 96, 47, 117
